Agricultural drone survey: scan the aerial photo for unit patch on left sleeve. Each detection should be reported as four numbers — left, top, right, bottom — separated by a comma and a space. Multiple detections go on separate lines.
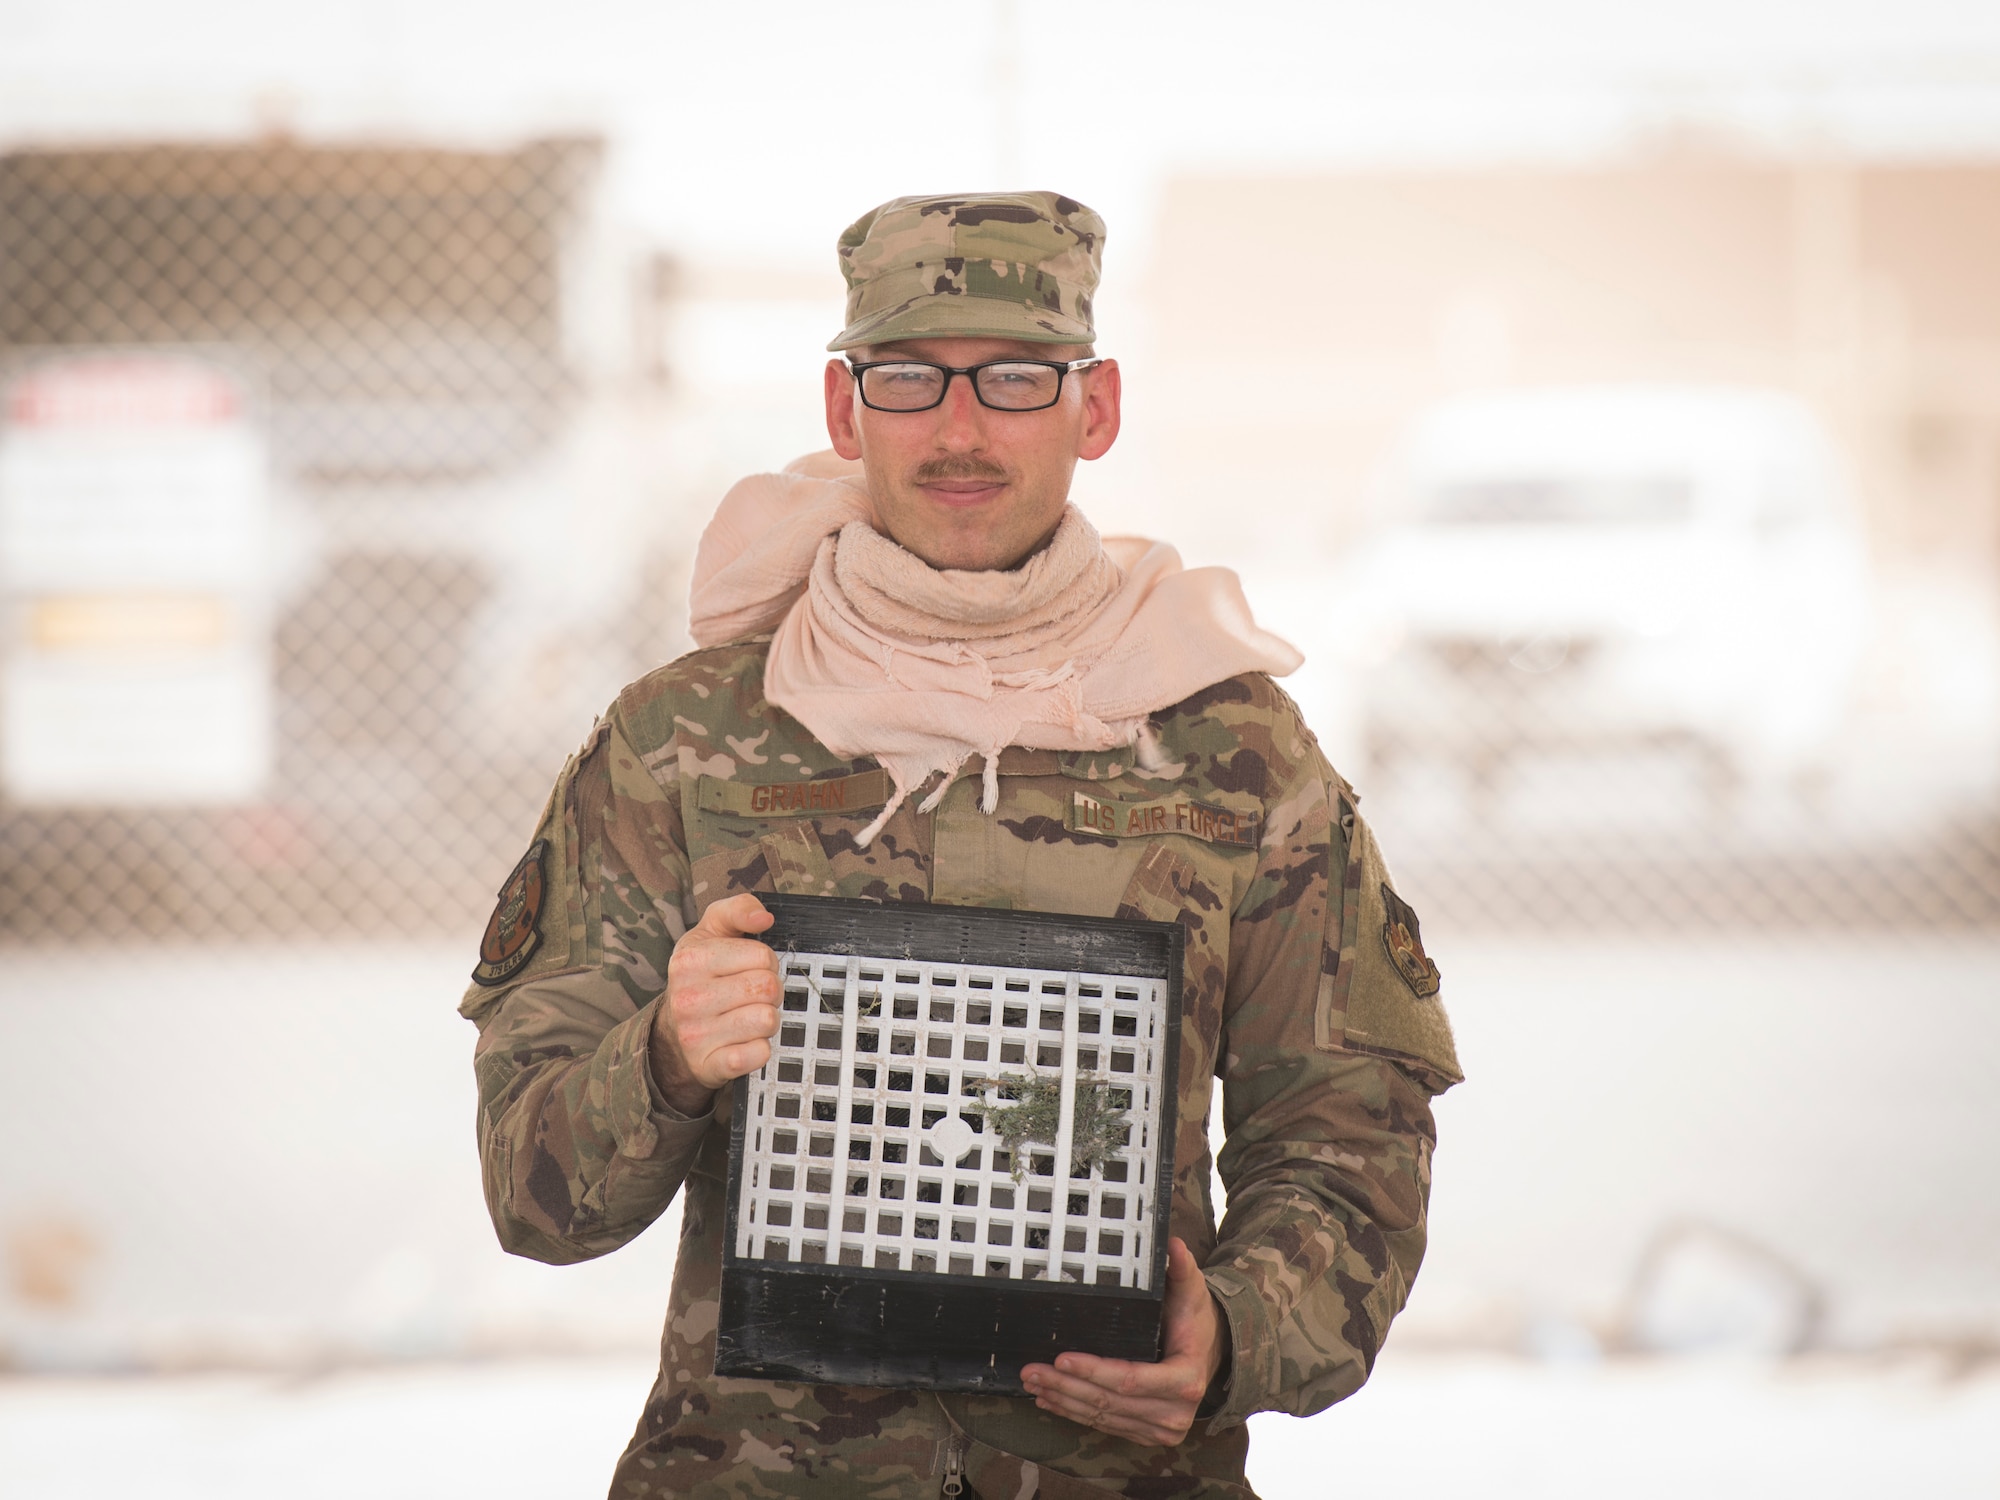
1380, 882, 1441, 998
471, 838, 548, 987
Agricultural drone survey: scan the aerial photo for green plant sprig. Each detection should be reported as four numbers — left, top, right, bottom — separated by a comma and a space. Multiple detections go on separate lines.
968, 1072, 1130, 1182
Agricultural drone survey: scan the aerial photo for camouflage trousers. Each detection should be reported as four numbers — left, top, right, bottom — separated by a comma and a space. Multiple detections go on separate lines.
607, 1380, 1258, 1498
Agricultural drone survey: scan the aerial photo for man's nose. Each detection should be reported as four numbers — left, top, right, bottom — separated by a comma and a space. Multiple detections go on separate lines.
932, 371, 989, 449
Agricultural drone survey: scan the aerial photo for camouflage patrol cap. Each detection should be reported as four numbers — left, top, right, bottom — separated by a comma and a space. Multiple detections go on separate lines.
828, 191, 1104, 351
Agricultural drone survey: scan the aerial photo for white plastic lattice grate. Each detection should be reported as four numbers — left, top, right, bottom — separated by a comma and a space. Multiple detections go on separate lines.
735, 951, 1170, 1289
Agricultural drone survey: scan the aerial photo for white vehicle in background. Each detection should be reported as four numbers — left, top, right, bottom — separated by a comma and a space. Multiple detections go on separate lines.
1341, 386, 1871, 800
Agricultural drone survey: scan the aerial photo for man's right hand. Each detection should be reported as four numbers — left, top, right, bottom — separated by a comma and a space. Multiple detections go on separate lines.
647, 893, 780, 1117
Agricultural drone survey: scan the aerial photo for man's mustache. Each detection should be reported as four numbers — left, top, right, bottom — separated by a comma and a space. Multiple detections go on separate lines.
911, 456, 1010, 485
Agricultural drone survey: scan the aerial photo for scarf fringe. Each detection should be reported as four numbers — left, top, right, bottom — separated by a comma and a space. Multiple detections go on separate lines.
1132, 721, 1168, 770
852, 749, 1003, 848
854, 786, 905, 849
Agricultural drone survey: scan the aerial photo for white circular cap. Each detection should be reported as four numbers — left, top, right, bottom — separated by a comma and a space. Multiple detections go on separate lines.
926, 1113, 976, 1164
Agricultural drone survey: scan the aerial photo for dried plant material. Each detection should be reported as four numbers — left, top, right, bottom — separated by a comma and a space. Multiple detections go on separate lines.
971, 1073, 1129, 1182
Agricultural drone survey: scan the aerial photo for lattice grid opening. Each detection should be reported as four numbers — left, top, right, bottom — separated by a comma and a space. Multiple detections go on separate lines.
734, 951, 1169, 1290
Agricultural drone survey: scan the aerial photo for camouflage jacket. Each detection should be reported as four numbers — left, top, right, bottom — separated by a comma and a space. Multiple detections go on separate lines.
459, 638, 1461, 1499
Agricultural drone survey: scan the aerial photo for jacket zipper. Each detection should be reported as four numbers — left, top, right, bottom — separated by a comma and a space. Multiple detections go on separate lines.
940, 1435, 966, 1497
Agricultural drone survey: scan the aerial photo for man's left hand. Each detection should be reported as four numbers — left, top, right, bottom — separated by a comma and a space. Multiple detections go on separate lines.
1020, 1236, 1226, 1447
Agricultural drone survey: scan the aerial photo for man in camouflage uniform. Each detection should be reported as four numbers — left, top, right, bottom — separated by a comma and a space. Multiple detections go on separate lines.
461, 191, 1461, 1498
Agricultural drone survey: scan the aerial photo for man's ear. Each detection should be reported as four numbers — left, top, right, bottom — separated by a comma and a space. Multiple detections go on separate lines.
1076, 358, 1121, 461
825, 359, 864, 461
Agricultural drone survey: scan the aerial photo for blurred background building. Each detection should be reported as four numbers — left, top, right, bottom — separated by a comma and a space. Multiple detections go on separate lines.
1150, 154, 2000, 928
1, 3, 1997, 1496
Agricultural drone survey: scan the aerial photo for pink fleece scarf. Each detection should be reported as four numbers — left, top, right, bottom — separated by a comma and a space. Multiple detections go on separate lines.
688, 453, 1303, 845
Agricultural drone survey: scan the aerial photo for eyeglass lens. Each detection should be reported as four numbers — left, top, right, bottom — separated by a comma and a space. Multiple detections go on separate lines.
859, 362, 1064, 412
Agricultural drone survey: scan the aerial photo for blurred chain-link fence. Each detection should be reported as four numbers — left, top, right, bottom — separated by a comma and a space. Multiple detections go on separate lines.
2, 140, 1998, 944
0, 138, 684, 942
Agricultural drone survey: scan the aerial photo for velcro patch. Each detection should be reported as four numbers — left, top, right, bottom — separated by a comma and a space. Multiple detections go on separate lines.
1067, 790, 1261, 848
471, 838, 548, 988
699, 769, 892, 819
1381, 883, 1441, 999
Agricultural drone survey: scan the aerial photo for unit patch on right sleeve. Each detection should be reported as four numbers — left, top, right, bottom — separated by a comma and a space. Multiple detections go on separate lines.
1380, 883, 1441, 998
471, 838, 548, 987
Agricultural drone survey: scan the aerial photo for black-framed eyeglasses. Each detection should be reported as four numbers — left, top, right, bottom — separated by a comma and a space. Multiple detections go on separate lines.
847, 357, 1104, 413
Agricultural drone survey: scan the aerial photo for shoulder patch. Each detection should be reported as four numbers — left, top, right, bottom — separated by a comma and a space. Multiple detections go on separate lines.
471, 839, 548, 987
1321, 803, 1462, 1090
1379, 883, 1440, 998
